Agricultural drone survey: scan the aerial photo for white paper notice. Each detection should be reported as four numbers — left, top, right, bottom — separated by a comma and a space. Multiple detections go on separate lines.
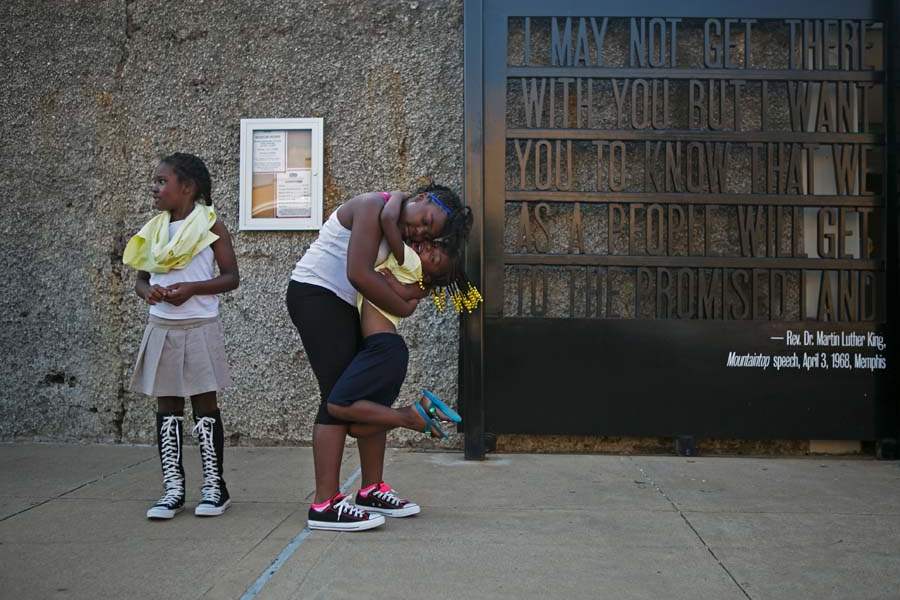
276, 169, 312, 218
253, 131, 286, 173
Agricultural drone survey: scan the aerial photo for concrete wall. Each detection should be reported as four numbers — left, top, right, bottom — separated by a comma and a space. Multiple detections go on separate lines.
0, 0, 465, 445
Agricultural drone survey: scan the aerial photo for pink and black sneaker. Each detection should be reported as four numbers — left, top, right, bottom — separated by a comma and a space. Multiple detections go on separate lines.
307, 493, 384, 532
355, 482, 421, 518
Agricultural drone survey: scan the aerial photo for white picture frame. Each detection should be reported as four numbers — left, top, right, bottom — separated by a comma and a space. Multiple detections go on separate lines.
239, 118, 324, 231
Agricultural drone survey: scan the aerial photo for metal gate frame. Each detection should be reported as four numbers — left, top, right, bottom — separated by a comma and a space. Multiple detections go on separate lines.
462, 0, 899, 459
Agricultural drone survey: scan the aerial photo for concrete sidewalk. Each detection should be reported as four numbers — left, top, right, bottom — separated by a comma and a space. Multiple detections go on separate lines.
1, 444, 899, 600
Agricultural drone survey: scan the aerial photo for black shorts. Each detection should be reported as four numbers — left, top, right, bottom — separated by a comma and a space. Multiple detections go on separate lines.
328, 333, 409, 408
286, 280, 361, 425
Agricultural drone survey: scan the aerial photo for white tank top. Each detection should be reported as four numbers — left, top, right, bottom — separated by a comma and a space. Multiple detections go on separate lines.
291, 208, 389, 306
149, 220, 219, 319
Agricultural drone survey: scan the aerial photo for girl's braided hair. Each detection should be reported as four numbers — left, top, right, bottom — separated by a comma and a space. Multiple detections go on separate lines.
412, 182, 481, 312
428, 249, 483, 314
161, 152, 212, 206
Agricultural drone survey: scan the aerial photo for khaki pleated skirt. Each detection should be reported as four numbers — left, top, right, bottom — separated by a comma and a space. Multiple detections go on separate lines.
130, 315, 232, 397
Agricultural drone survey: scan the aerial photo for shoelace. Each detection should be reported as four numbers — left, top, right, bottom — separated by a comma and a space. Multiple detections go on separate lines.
192, 416, 221, 504
156, 416, 184, 507
333, 496, 367, 520
372, 487, 403, 507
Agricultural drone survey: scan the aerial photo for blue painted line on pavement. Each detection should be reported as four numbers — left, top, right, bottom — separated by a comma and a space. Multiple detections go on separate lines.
239, 466, 362, 600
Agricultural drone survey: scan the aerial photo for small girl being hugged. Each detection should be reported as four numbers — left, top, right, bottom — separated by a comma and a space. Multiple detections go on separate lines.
123, 152, 239, 520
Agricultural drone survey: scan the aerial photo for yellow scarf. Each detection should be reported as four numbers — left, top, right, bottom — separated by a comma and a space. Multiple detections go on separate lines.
122, 204, 219, 273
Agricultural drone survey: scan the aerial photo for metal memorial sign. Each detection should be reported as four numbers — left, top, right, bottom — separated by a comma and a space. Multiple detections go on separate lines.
462, 0, 896, 455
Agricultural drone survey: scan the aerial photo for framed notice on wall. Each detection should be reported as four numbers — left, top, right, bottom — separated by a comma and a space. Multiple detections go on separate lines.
239, 118, 324, 230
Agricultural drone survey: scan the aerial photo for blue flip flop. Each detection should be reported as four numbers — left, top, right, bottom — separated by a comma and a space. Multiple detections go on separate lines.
414, 402, 446, 439
421, 390, 462, 423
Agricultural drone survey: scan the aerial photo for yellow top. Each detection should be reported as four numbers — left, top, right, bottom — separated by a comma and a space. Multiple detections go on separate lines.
357, 244, 422, 326
122, 204, 219, 273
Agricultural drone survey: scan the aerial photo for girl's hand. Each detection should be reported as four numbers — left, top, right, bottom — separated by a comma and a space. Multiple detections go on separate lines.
380, 270, 428, 300
401, 297, 420, 317
136, 272, 167, 305
145, 285, 167, 305
379, 270, 400, 286
163, 282, 196, 306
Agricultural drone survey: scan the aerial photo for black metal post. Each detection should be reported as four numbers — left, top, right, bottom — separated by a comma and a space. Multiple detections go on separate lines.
879, 0, 900, 457
463, 0, 486, 459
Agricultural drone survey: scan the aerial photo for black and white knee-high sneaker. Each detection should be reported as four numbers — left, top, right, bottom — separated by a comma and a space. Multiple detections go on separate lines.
146, 413, 186, 520
192, 410, 231, 516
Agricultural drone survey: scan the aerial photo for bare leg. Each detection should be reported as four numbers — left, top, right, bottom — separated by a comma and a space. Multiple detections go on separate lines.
312, 424, 348, 503
348, 423, 392, 438
357, 431, 387, 487
327, 400, 422, 431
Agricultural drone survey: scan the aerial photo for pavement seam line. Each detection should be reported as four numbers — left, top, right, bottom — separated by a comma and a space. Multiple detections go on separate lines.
288, 528, 344, 596
0, 455, 155, 523
633, 460, 754, 600
197, 510, 299, 599
236, 510, 297, 563
238, 465, 362, 600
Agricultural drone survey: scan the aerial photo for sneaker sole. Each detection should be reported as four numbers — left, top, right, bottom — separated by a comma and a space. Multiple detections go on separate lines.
195, 499, 232, 517
363, 504, 421, 518
307, 515, 385, 531
147, 505, 184, 520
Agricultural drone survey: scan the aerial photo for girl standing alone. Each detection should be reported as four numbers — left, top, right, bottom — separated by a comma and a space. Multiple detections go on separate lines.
123, 152, 239, 520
